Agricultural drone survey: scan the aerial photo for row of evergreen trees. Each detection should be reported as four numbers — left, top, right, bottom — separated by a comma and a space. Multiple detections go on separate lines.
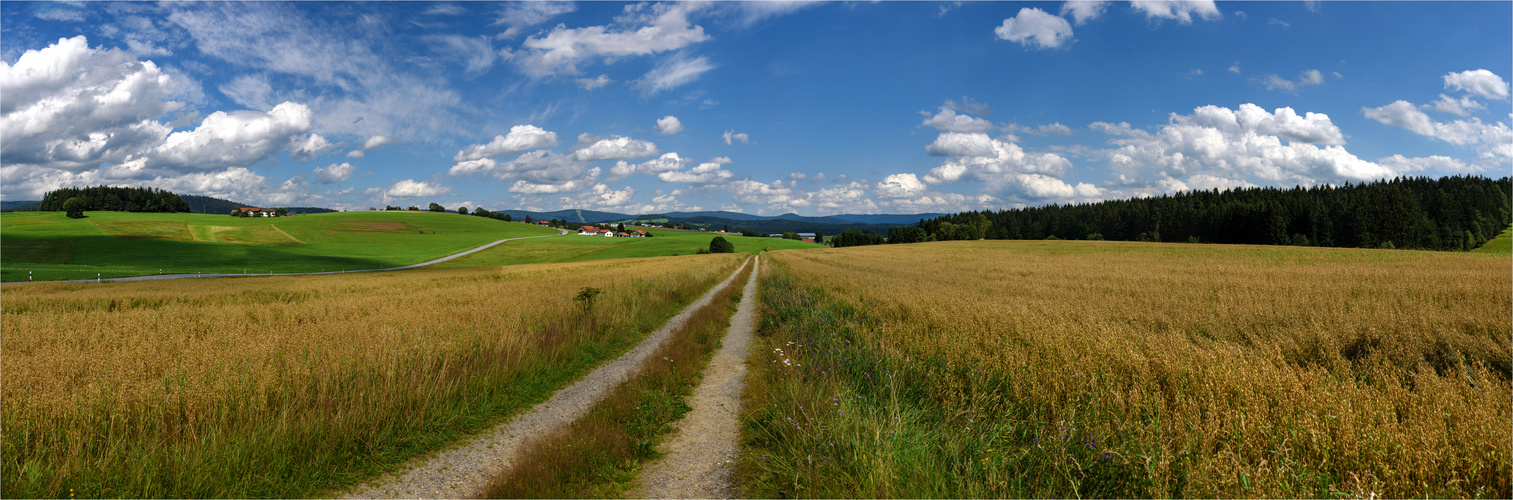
39, 186, 191, 213
915, 176, 1510, 251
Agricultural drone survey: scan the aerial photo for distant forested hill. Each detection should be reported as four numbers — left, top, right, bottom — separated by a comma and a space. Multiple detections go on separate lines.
180, 194, 248, 214
40, 186, 189, 213
177, 195, 338, 215
280, 206, 339, 214
0, 201, 41, 212
920, 175, 1511, 252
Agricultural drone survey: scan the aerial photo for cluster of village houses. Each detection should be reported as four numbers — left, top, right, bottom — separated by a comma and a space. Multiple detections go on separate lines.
231, 207, 281, 217
577, 225, 649, 237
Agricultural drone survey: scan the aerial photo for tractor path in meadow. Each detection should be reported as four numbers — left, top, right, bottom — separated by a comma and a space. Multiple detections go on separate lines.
341, 255, 754, 499
632, 255, 761, 498
4, 229, 569, 284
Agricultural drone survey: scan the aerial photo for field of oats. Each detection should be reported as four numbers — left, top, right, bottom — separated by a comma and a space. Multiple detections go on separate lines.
1, 254, 741, 498
743, 240, 1510, 498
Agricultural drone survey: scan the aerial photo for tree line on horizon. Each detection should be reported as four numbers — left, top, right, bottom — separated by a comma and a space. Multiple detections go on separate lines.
39, 186, 190, 214
832, 175, 1511, 251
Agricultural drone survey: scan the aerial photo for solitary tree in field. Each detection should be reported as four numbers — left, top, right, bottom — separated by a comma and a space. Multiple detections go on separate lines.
458, 206, 469, 215
428, 202, 445, 212
63, 197, 85, 218
709, 236, 735, 253
275, 207, 288, 217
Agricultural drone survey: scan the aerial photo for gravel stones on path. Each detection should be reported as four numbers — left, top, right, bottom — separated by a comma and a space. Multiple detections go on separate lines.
632, 255, 762, 499
341, 256, 752, 499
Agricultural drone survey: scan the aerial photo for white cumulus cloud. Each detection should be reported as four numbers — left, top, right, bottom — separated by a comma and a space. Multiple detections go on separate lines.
1130, 0, 1221, 23
386, 179, 450, 198
516, 3, 710, 76
453, 124, 560, 162
658, 157, 734, 184
926, 132, 998, 157
722, 130, 751, 145
609, 151, 690, 180
1443, 69, 1509, 101
313, 162, 355, 184
133, 101, 316, 174
1, 36, 182, 171
289, 133, 336, 160
570, 134, 659, 161
921, 107, 995, 133
1060, 1, 1110, 25
1099, 103, 1395, 189
656, 115, 684, 135
994, 8, 1074, 50
1363, 100, 1512, 159
1422, 94, 1486, 117
363, 135, 396, 150
875, 173, 928, 198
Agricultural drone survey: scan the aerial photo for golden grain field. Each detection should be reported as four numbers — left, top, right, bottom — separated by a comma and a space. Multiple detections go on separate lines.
1, 254, 741, 497
749, 240, 1509, 497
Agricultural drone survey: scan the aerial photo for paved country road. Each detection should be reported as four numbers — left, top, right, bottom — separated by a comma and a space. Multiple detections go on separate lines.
0, 229, 569, 285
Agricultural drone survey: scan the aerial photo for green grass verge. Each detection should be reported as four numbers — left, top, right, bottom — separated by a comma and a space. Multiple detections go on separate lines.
481, 259, 752, 498
1472, 225, 1512, 254
0, 211, 560, 281
434, 228, 822, 268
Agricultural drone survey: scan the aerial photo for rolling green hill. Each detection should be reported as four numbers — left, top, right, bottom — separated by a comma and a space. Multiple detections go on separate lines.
1472, 226, 1512, 254
0, 210, 560, 281
434, 228, 824, 268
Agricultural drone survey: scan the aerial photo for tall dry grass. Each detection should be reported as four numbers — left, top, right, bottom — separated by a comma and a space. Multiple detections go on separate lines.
1, 254, 741, 498
743, 240, 1509, 498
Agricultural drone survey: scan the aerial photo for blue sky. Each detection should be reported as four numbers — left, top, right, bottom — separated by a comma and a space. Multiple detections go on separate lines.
2, 1, 1509, 215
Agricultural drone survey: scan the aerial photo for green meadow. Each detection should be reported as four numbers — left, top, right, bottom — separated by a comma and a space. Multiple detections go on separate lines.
1472, 225, 1512, 254
434, 227, 823, 268
0, 211, 559, 281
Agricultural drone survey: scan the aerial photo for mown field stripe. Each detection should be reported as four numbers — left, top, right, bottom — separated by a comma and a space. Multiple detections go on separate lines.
342, 255, 754, 499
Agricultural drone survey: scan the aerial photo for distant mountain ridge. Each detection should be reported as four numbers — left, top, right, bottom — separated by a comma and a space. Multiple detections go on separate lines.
487, 208, 941, 234
0, 201, 41, 211
4, 193, 937, 231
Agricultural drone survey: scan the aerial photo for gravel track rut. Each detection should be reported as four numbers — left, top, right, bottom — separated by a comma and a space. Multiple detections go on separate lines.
632, 255, 761, 498
341, 255, 752, 499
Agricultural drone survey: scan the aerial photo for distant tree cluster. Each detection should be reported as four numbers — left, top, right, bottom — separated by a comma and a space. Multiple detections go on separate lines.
40, 186, 190, 214
709, 236, 736, 253
918, 176, 1510, 251
832, 228, 885, 248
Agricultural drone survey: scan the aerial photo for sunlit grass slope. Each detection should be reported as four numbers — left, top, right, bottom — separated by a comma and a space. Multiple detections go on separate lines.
434, 227, 822, 268
0, 211, 559, 281
1472, 225, 1511, 254
743, 240, 1510, 498
1, 254, 742, 498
